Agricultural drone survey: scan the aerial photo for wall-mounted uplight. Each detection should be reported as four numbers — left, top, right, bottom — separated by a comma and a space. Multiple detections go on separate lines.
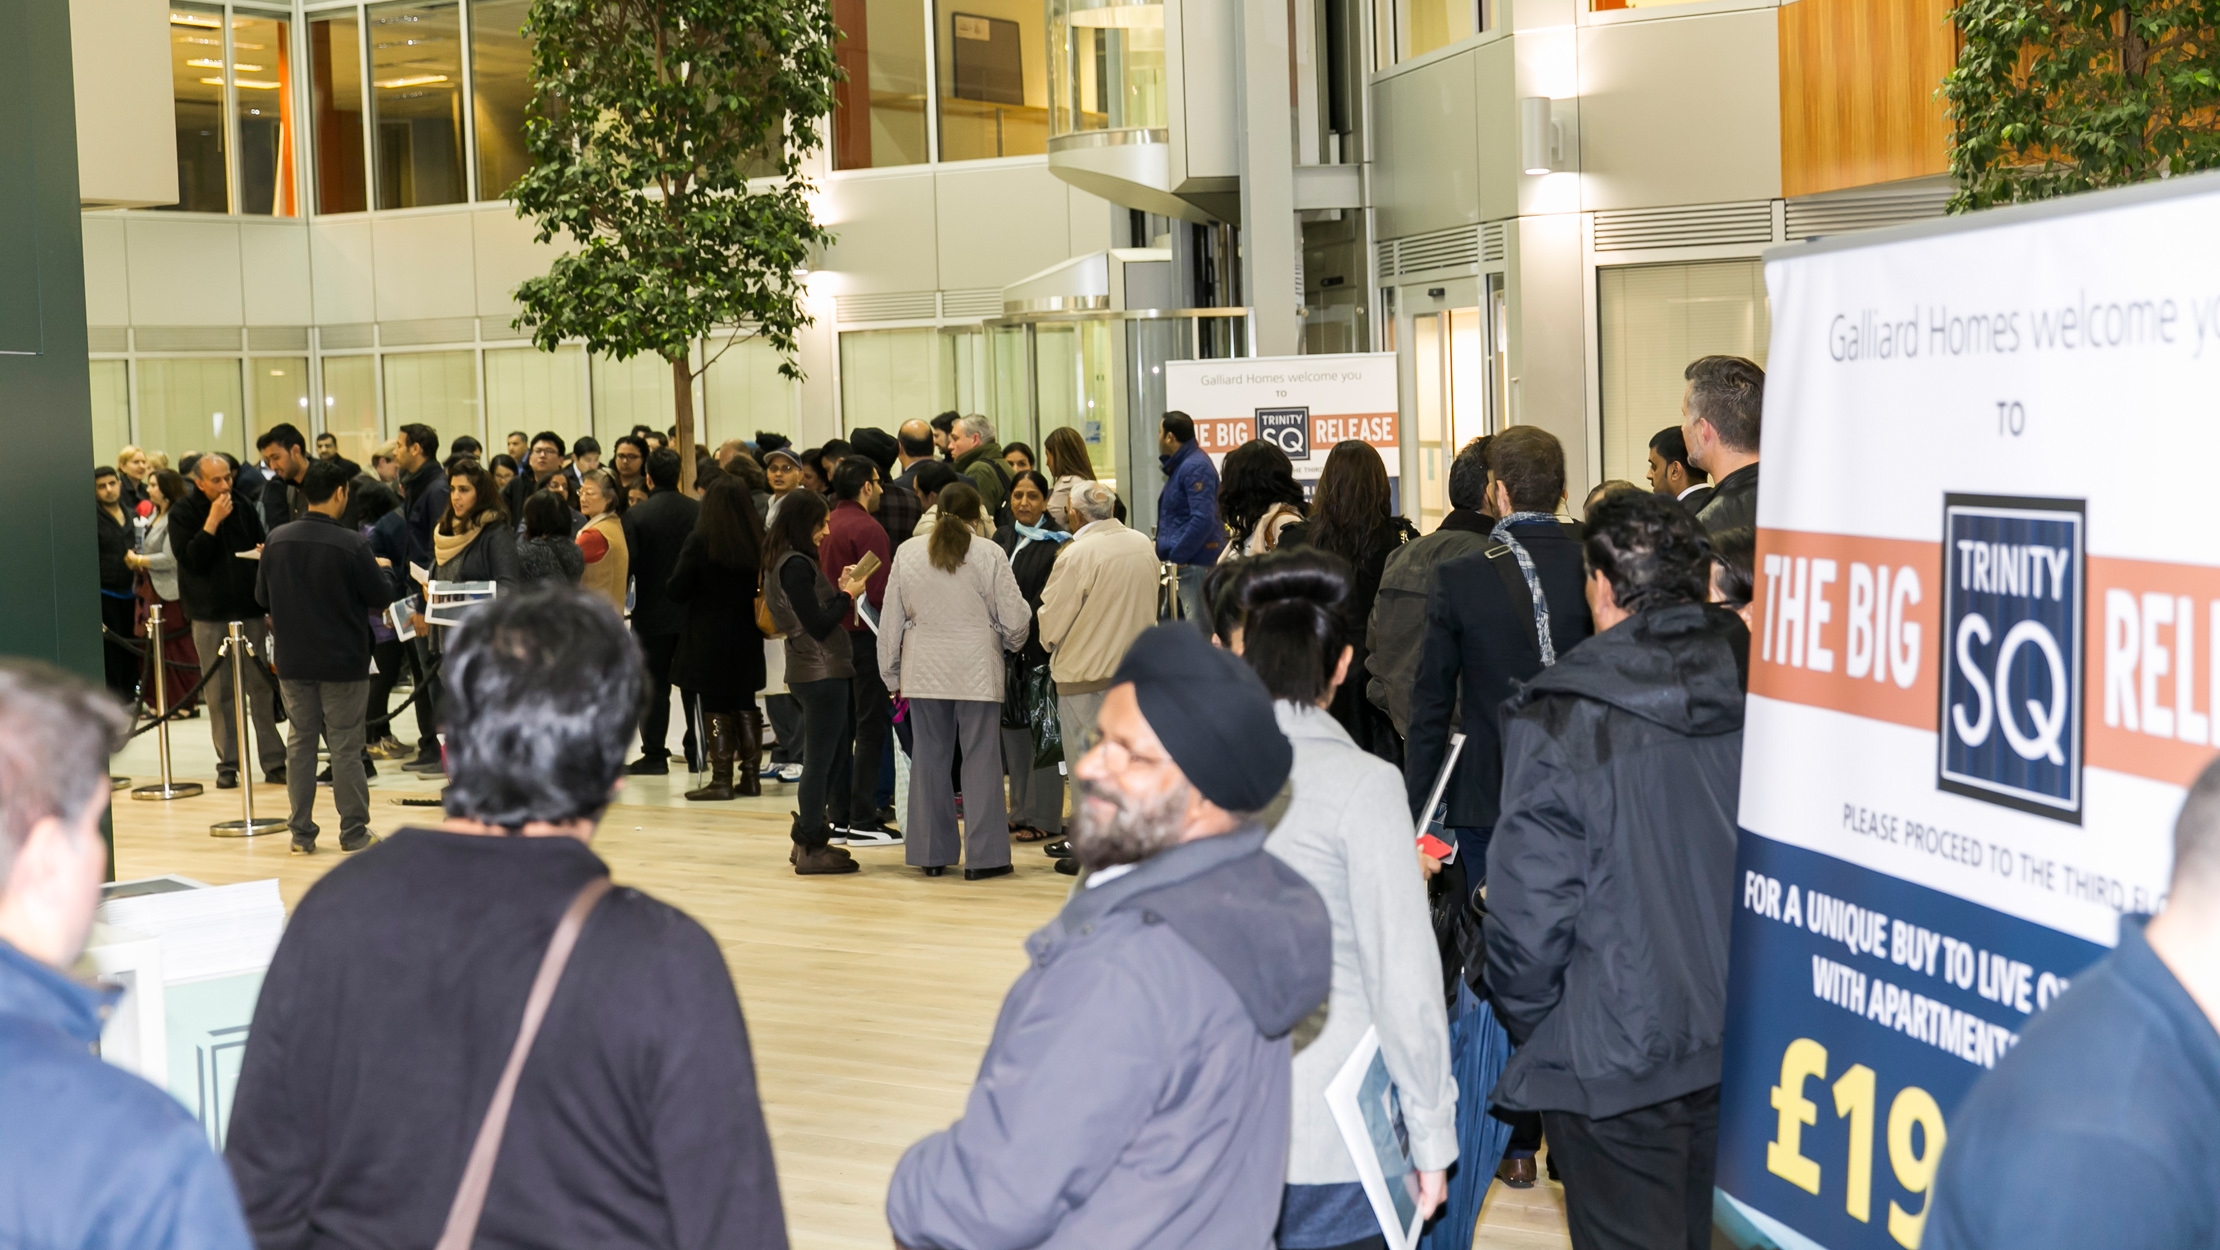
1519, 96, 1562, 176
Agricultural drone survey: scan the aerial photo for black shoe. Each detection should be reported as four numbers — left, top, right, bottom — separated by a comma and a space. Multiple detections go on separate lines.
1043, 838, 1071, 858
922, 866, 947, 877
317, 764, 333, 784
401, 755, 445, 773
964, 865, 1013, 882
875, 804, 897, 825
288, 836, 316, 856
339, 831, 378, 853
840, 822, 903, 847
265, 766, 287, 785
216, 770, 239, 790
1054, 856, 1079, 876
624, 755, 670, 776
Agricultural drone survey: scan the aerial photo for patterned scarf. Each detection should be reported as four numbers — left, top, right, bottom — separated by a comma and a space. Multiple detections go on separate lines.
1491, 512, 1560, 666
1014, 521, 1072, 545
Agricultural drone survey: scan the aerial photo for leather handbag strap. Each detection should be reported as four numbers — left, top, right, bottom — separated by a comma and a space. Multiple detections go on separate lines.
435, 875, 613, 1250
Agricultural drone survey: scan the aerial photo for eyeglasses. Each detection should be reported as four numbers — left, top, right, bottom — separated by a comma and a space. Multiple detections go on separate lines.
1082, 727, 1175, 772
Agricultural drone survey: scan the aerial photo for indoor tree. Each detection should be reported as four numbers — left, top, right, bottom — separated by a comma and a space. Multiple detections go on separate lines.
1945, 0, 2220, 211
509, 0, 838, 488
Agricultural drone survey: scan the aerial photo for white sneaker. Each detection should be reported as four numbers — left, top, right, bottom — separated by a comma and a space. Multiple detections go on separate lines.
777, 763, 803, 783
841, 824, 904, 847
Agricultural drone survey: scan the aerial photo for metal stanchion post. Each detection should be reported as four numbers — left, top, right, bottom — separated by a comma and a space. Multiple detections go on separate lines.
211, 621, 284, 837
132, 605, 202, 801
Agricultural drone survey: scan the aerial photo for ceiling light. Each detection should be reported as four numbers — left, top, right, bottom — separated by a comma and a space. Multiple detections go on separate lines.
169, 11, 220, 26
235, 78, 280, 88
187, 56, 221, 67
376, 73, 449, 88
233, 62, 263, 70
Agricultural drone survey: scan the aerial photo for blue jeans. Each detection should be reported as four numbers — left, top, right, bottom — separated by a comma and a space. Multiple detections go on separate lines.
1175, 563, 1210, 629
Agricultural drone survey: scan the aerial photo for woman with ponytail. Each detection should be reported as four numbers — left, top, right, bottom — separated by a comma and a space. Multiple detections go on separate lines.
878, 481, 1031, 878
1225, 549, 1460, 1250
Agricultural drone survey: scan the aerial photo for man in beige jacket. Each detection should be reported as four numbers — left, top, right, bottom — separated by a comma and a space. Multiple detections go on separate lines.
1037, 480, 1164, 868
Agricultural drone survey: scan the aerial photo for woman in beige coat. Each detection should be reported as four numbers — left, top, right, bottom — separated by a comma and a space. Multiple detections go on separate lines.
575, 468, 630, 614
879, 481, 1030, 879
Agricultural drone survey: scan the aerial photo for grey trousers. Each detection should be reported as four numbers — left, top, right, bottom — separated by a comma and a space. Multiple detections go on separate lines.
906, 699, 1008, 870
281, 678, 370, 845
1057, 688, 1106, 826
1000, 723, 1063, 835
193, 618, 286, 776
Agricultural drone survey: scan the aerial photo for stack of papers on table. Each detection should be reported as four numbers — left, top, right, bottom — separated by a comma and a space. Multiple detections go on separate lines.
96, 878, 285, 982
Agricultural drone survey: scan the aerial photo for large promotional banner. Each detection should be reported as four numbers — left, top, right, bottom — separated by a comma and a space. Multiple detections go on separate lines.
1715, 180, 2218, 1248
1163, 352, 1398, 490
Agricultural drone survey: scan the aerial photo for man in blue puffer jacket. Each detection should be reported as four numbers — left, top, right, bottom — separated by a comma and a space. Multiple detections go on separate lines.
1153, 412, 1223, 625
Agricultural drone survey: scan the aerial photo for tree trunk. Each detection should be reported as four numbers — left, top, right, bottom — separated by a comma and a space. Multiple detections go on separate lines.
671, 352, 697, 495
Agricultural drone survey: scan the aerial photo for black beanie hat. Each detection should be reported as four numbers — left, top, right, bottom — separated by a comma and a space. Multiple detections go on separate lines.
849, 427, 899, 473
1111, 623, 1292, 813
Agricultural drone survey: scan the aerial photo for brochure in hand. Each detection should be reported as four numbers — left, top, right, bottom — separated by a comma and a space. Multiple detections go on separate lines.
1415, 732, 1466, 864
1325, 1025, 1425, 1250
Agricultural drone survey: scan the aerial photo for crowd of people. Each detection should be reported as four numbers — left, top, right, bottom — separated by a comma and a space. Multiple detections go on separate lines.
23, 348, 2212, 1250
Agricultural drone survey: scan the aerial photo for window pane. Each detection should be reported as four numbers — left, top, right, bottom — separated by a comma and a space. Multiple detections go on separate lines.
253, 357, 311, 438
322, 355, 381, 461
1049, 0, 1165, 139
831, 0, 929, 170
138, 358, 246, 462
1596, 259, 1771, 485
485, 346, 585, 446
469, 0, 531, 199
309, 13, 367, 213
591, 352, 680, 444
701, 336, 799, 448
90, 361, 133, 466
161, 4, 230, 212
1402, 0, 1474, 60
382, 351, 479, 446
937, 0, 1048, 160
368, 0, 466, 208
840, 328, 946, 433
232, 11, 298, 215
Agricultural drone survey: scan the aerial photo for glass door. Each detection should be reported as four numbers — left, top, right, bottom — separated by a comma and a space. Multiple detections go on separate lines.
1404, 279, 1485, 529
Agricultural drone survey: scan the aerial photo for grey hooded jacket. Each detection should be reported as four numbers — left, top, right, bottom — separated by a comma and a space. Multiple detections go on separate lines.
1485, 602, 1748, 1119
886, 824, 1331, 1250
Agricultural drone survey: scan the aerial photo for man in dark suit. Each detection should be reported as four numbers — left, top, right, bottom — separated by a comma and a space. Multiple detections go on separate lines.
623, 448, 700, 774
1646, 425, 1712, 516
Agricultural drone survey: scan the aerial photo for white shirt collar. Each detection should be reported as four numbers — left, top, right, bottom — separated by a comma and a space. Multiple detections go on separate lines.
1678, 482, 1709, 501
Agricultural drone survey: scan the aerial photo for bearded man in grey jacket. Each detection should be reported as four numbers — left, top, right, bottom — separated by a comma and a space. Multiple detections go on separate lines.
886, 623, 1331, 1250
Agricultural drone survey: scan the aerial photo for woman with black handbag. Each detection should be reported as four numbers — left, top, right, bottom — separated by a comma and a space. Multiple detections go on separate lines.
991, 470, 1068, 843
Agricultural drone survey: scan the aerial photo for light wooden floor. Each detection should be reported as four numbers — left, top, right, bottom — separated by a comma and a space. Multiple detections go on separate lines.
110, 704, 1569, 1250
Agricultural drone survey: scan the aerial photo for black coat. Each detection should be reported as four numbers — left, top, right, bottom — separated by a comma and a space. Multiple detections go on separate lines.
256, 514, 404, 682
225, 830, 787, 1250
1405, 520, 1592, 829
626, 489, 700, 637
169, 482, 269, 623
96, 507, 133, 593
398, 461, 449, 572
1483, 604, 1748, 1118
1694, 463, 1757, 534
668, 532, 767, 704
992, 521, 1065, 668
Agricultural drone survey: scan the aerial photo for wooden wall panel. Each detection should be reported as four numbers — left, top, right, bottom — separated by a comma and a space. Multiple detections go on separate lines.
1778, 0, 1955, 197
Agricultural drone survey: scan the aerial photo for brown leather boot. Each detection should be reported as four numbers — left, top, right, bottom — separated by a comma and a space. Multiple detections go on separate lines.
794, 843, 858, 874
736, 709, 764, 797
684, 713, 736, 801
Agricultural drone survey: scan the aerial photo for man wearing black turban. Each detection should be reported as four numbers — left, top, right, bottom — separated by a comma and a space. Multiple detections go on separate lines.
887, 624, 1332, 1249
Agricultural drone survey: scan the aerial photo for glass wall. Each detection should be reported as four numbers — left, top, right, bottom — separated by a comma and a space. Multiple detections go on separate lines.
368, 0, 467, 208
485, 345, 586, 446
231, 9, 298, 215
1399, 0, 1478, 62
701, 337, 801, 447
138, 359, 246, 462
1048, 0, 1166, 139
252, 357, 312, 437
310, 11, 368, 212
163, 5, 230, 212
382, 350, 479, 440
937, 0, 1048, 160
839, 327, 985, 435
591, 352, 681, 443
831, 0, 930, 170
90, 362, 133, 466
1596, 259, 1770, 484
469, 0, 532, 198
322, 355, 381, 461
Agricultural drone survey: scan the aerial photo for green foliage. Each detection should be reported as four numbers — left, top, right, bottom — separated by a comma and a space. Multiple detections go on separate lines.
1945, 0, 2220, 211
508, 0, 838, 409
